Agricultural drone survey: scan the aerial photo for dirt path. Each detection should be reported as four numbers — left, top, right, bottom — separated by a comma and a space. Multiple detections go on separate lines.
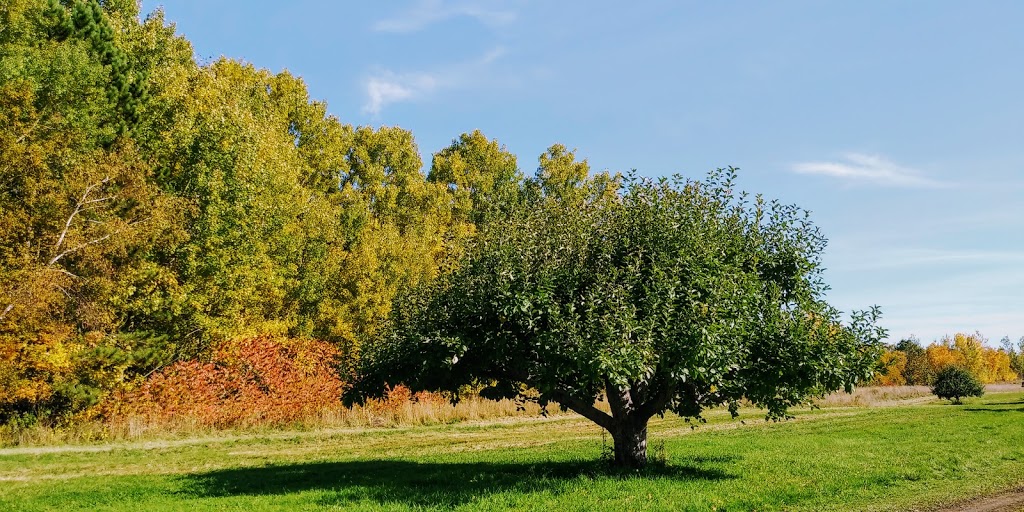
934, 488, 1024, 512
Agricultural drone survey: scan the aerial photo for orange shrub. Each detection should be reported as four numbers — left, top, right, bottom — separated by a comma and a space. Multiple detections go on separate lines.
104, 336, 343, 428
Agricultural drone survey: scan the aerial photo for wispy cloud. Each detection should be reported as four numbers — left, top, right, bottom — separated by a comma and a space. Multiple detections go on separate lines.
361, 47, 507, 115
833, 248, 1024, 272
373, 0, 518, 33
792, 153, 951, 188
823, 246, 1024, 342
362, 72, 439, 115
827, 273, 1024, 343
882, 311, 1024, 345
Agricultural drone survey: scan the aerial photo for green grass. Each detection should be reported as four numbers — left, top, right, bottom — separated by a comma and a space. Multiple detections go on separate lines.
2, 393, 1024, 511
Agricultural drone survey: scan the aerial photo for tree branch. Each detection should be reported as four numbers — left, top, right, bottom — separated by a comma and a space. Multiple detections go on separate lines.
53, 283, 72, 300
637, 376, 676, 420
1, 180, 140, 325
15, 117, 42, 144
53, 176, 111, 256
550, 389, 613, 431
47, 267, 80, 279
48, 217, 146, 267
49, 232, 115, 266
0, 303, 13, 322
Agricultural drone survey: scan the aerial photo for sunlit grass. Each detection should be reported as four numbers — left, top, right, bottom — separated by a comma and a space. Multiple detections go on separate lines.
3, 383, 979, 448
2, 391, 1023, 511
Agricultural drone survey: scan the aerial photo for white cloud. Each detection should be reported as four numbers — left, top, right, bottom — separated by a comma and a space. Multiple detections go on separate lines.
362, 73, 439, 115
373, 0, 517, 33
361, 47, 507, 115
792, 152, 952, 188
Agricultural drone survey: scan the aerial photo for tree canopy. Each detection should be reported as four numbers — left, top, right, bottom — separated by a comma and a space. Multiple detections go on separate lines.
350, 169, 886, 468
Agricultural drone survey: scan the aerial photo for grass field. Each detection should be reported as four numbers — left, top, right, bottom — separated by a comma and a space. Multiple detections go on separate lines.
2, 391, 1023, 511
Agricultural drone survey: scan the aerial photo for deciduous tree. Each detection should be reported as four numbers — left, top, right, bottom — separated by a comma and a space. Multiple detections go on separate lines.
350, 168, 885, 468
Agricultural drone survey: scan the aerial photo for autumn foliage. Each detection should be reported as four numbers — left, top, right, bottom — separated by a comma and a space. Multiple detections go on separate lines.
873, 332, 1018, 386
103, 337, 343, 427
872, 350, 908, 386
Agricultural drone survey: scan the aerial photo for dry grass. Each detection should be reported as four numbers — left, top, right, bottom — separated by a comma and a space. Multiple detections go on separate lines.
814, 385, 934, 407
814, 382, 1021, 408
0, 394, 564, 448
5, 382, 1020, 448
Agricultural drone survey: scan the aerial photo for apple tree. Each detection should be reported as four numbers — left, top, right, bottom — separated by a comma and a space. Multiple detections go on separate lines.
349, 168, 885, 468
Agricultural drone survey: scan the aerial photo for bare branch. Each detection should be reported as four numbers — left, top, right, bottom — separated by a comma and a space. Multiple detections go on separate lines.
80, 196, 114, 206
53, 177, 111, 255
0, 303, 13, 322
46, 267, 80, 279
48, 216, 146, 267
53, 283, 72, 299
15, 117, 42, 144
49, 232, 114, 266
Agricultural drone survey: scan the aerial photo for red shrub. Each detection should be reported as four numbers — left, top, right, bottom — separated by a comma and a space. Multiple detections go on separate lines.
107, 336, 343, 427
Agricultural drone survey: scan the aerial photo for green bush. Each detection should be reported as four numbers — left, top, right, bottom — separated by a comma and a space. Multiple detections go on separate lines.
932, 366, 984, 404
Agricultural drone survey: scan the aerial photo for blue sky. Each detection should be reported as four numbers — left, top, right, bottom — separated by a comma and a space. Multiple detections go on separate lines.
141, 0, 1024, 345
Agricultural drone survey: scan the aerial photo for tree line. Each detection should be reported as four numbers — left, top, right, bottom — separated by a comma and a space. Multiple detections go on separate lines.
0, 0, 629, 424
873, 333, 1022, 386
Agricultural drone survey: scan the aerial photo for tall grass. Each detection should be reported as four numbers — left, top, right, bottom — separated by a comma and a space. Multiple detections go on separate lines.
0, 390, 561, 447
4, 383, 1017, 448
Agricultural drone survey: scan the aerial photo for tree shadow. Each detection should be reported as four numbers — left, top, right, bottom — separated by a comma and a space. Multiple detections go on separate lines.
964, 407, 1024, 413
179, 457, 736, 508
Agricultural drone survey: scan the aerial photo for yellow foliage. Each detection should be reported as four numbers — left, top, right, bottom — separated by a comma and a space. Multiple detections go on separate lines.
952, 333, 986, 380
0, 325, 79, 407
872, 350, 907, 386
926, 342, 960, 373
922, 333, 1018, 384
985, 348, 1018, 383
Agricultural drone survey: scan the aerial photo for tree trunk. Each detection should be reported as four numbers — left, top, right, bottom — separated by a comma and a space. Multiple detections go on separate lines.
610, 418, 649, 469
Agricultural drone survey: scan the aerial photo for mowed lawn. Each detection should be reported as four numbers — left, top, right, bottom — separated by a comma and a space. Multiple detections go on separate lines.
2, 392, 1024, 512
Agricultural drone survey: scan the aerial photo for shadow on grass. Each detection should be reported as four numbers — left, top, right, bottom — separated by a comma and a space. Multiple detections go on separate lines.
180, 458, 736, 508
964, 407, 1024, 413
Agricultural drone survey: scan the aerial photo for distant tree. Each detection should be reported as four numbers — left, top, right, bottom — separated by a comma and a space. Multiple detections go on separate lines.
895, 337, 932, 385
872, 349, 907, 386
1000, 336, 1024, 379
533, 143, 590, 201
921, 333, 1017, 385
931, 366, 984, 404
350, 168, 886, 469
